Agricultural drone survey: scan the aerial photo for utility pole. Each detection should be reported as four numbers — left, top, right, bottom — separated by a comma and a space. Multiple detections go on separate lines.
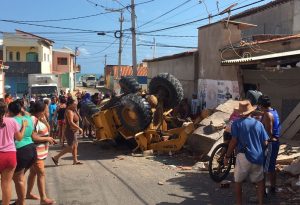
74, 46, 79, 91
152, 37, 156, 59
104, 54, 107, 66
131, 0, 137, 78
118, 11, 124, 79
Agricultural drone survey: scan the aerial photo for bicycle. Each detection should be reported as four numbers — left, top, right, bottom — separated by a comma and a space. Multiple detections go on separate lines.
208, 132, 236, 182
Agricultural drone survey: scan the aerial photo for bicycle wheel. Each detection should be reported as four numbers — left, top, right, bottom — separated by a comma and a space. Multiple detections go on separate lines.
208, 143, 233, 182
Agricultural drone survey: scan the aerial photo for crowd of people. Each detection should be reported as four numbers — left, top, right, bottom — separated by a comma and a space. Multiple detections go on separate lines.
0, 89, 109, 205
1, 89, 282, 205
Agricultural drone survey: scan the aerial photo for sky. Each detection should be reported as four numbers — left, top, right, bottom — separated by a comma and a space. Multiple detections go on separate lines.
0, 0, 272, 74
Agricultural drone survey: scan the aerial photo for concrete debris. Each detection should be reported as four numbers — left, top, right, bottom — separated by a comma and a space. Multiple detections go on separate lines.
187, 100, 238, 155
291, 177, 300, 188
143, 150, 154, 157
116, 156, 125, 160
276, 143, 300, 167
193, 162, 209, 171
296, 180, 300, 187
168, 165, 177, 169
215, 100, 240, 114
158, 181, 164, 185
187, 126, 224, 155
132, 153, 144, 157
178, 166, 192, 171
277, 153, 300, 165
283, 158, 300, 175
199, 112, 229, 127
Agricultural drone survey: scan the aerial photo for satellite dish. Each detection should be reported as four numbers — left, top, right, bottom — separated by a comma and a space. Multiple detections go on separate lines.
219, 3, 238, 15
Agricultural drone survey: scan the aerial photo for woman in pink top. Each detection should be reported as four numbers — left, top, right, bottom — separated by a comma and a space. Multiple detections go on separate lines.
0, 101, 27, 205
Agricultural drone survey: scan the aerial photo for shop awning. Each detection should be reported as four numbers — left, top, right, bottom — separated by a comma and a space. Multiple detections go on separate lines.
221, 49, 300, 65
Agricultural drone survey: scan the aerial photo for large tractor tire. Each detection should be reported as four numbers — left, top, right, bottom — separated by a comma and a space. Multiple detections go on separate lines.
149, 73, 184, 109
119, 77, 140, 94
117, 94, 152, 133
80, 101, 100, 116
246, 90, 262, 106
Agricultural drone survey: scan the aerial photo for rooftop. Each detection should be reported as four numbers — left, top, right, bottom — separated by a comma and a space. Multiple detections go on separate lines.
53, 47, 75, 55
143, 50, 197, 63
105, 65, 147, 77
15, 30, 54, 44
231, 0, 293, 20
221, 49, 300, 65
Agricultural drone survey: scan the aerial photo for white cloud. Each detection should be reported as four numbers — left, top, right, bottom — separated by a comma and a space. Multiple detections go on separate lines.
78, 48, 90, 56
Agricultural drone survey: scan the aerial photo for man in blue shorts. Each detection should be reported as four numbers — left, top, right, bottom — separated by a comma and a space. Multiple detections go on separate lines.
258, 95, 281, 193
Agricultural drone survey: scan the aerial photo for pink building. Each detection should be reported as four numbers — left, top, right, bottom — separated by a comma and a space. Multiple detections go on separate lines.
52, 47, 75, 91
52, 47, 75, 74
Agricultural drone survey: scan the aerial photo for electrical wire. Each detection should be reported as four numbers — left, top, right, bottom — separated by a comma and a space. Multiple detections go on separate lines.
145, 2, 199, 28
0, 19, 114, 33
139, 0, 267, 34
85, 0, 108, 9
135, 0, 155, 6
9, 11, 113, 23
137, 0, 192, 28
137, 43, 196, 49
89, 38, 119, 55
136, 33, 197, 38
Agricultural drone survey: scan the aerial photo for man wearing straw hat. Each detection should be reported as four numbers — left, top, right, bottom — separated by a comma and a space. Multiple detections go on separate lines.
224, 100, 269, 205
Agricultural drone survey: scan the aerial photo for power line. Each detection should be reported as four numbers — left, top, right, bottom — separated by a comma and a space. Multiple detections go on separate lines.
3, 35, 119, 44
137, 0, 192, 28
85, 0, 108, 9
9, 11, 113, 23
114, 0, 130, 11
139, 0, 267, 34
0, 19, 113, 33
89, 38, 118, 55
137, 33, 197, 38
147, 2, 199, 28
137, 43, 196, 49
135, 0, 155, 6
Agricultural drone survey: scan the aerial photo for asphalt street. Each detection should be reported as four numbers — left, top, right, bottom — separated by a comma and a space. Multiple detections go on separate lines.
2, 138, 240, 205
2, 137, 298, 205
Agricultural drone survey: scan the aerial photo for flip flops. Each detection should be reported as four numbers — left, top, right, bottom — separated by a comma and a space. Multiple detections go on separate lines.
51, 157, 59, 166
73, 161, 83, 165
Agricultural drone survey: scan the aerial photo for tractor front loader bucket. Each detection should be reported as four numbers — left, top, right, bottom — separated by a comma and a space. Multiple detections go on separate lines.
135, 122, 195, 152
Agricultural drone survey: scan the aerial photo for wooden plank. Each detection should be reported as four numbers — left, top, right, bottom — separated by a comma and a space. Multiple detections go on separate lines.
281, 103, 300, 135
282, 117, 300, 139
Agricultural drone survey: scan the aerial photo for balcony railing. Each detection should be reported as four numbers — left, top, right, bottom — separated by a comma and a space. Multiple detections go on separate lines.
4, 62, 41, 75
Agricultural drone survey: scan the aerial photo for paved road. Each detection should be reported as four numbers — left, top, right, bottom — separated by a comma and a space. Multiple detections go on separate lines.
3, 138, 295, 205
2, 138, 239, 205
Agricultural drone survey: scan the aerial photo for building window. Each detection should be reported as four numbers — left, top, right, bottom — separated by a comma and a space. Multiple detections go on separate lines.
9, 52, 13, 61
26, 52, 38, 62
57, 57, 68, 65
16, 52, 20, 61
47, 54, 50, 62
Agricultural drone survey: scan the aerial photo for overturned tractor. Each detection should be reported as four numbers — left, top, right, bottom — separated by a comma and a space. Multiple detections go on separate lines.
80, 73, 194, 152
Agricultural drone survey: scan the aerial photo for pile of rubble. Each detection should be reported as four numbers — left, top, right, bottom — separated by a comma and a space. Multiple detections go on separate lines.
277, 143, 300, 176
187, 100, 239, 155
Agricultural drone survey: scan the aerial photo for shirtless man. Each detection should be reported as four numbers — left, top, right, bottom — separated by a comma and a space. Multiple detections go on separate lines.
258, 95, 281, 193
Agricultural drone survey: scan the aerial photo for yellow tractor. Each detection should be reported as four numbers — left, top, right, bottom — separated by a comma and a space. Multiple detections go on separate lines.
81, 73, 194, 152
